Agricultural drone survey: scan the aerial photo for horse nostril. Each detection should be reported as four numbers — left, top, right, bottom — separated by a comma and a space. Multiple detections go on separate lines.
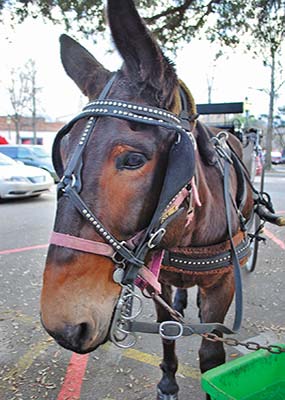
63, 322, 91, 348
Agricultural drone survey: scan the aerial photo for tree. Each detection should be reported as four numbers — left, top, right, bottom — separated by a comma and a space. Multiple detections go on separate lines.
24, 60, 42, 144
8, 64, 31, 144
249, 1, 285, 168
1, 1, 284, 52
8, 59, 41, 144
259, 109, 285, 152
0, 1, 270, 51
272, 107, 285, 151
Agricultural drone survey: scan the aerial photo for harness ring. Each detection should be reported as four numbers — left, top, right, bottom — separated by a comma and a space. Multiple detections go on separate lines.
148, 228, 166, 249
159, 321, 184, 340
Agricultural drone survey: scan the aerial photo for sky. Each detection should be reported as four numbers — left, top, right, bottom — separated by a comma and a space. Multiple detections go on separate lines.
0, 14, 284, 122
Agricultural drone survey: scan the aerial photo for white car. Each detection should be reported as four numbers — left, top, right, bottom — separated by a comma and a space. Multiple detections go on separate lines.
0, 152, 54, 199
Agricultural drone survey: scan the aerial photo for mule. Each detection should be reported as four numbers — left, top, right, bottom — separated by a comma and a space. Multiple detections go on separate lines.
41, 0, 255, 398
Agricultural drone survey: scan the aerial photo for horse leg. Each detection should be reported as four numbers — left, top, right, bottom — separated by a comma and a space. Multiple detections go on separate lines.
174, 288, 201, 319
198, 273, 235, 399
155, 284, 179, 400
196, 287, 201, 320
173, 288, 188, 317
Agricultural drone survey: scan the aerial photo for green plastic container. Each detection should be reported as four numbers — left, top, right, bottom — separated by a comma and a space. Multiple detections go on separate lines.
201, 344, 285, 400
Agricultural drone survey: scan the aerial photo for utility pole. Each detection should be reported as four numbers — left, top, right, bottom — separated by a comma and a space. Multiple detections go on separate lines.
265, 49, 275, 169
31, 66, 37, 145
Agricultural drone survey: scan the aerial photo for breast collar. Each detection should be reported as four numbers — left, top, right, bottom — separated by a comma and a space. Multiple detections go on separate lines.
50, 73, 197, 291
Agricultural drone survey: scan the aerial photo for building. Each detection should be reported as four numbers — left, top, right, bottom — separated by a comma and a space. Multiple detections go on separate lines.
0, 116, 65, 152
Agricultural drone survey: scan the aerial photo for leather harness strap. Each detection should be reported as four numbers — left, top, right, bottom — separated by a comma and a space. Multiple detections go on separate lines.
50, 231, 115, 257
127, 320, 234, 339
162, 231, 250, 273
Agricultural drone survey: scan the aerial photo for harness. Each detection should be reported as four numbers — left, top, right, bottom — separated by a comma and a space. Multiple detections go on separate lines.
162, 231, 249, 273
50, 74, 250, 348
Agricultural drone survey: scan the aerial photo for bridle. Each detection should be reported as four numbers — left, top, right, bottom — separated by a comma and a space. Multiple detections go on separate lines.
50, 73, 197, 292
49, 73, 253, 347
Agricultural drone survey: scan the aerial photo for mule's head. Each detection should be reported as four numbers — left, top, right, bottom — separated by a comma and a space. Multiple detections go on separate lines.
41, 0, 195, 353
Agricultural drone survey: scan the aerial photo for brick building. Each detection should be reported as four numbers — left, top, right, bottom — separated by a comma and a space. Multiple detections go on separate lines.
0, 116, 64, 152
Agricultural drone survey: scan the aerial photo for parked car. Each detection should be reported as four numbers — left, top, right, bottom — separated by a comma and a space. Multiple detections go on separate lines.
0, 153, 54, 199
270, 150, 285, 165
271, 151, 282, 164
0, 144, 58, 182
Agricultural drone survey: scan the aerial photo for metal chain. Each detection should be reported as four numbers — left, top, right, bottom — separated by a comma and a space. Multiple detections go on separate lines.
149, 291, 285, 355
150, 292, 186, 323
201, 332, 285, 354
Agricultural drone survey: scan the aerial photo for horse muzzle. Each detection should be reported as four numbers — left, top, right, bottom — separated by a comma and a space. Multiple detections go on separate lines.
41, 314, 109, 353
40, 254, 121, 353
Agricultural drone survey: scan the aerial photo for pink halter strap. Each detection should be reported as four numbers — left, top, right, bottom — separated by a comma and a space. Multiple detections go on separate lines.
49, 231, 162, 293
50, 231, 115, 257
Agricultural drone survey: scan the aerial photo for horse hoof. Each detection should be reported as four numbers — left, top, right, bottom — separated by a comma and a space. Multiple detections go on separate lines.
157, 388, 179, 400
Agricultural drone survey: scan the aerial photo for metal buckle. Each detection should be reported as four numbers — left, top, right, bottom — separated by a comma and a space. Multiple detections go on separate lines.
216, 130, 229, 143
147, 228, 166, 249
60, 174, 77, 192
211, 131, 228, 148
111, 241, 127, 265
159, 321, 183, 340
211, 133, 233, 164
111, 253, 125, 266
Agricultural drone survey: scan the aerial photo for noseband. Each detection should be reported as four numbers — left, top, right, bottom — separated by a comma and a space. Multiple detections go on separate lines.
50, 74, 197, 291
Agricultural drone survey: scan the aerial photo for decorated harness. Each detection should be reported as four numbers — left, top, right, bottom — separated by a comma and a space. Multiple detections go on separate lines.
50, 74, 252, 347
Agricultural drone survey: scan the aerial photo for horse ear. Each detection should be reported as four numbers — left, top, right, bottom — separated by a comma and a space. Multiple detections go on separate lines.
107, 0, 178, 107
60, 34, 112, 99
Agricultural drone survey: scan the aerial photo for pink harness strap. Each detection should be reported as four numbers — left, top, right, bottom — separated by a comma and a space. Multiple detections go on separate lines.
135, 250, 164, 294
191, 176, 201, 207
49, 231, 162, 293
50, 231, 115, 257
166, 177, 201, 214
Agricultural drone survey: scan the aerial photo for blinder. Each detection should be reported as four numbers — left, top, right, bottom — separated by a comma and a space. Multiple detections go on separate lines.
146, 129, 195, 232
51, 74, 197, 285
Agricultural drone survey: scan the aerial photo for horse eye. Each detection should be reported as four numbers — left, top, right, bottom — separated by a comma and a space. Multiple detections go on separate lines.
116, 152, 147, 170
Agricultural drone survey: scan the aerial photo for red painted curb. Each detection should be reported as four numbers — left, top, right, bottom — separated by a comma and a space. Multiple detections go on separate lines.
0, 244, 48, 255
57, 353, 89, 400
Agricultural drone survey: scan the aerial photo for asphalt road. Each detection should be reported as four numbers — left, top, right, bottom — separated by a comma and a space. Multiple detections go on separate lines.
0, 166, 284, 400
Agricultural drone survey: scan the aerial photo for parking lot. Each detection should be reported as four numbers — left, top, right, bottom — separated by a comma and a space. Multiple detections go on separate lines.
0, 167, 284, 400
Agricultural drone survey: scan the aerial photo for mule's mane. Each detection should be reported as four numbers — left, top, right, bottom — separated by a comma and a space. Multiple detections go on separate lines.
177, 80, 197, 117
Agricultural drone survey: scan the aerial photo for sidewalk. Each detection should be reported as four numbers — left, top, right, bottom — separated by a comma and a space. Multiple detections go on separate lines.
264, 165, 285, 177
